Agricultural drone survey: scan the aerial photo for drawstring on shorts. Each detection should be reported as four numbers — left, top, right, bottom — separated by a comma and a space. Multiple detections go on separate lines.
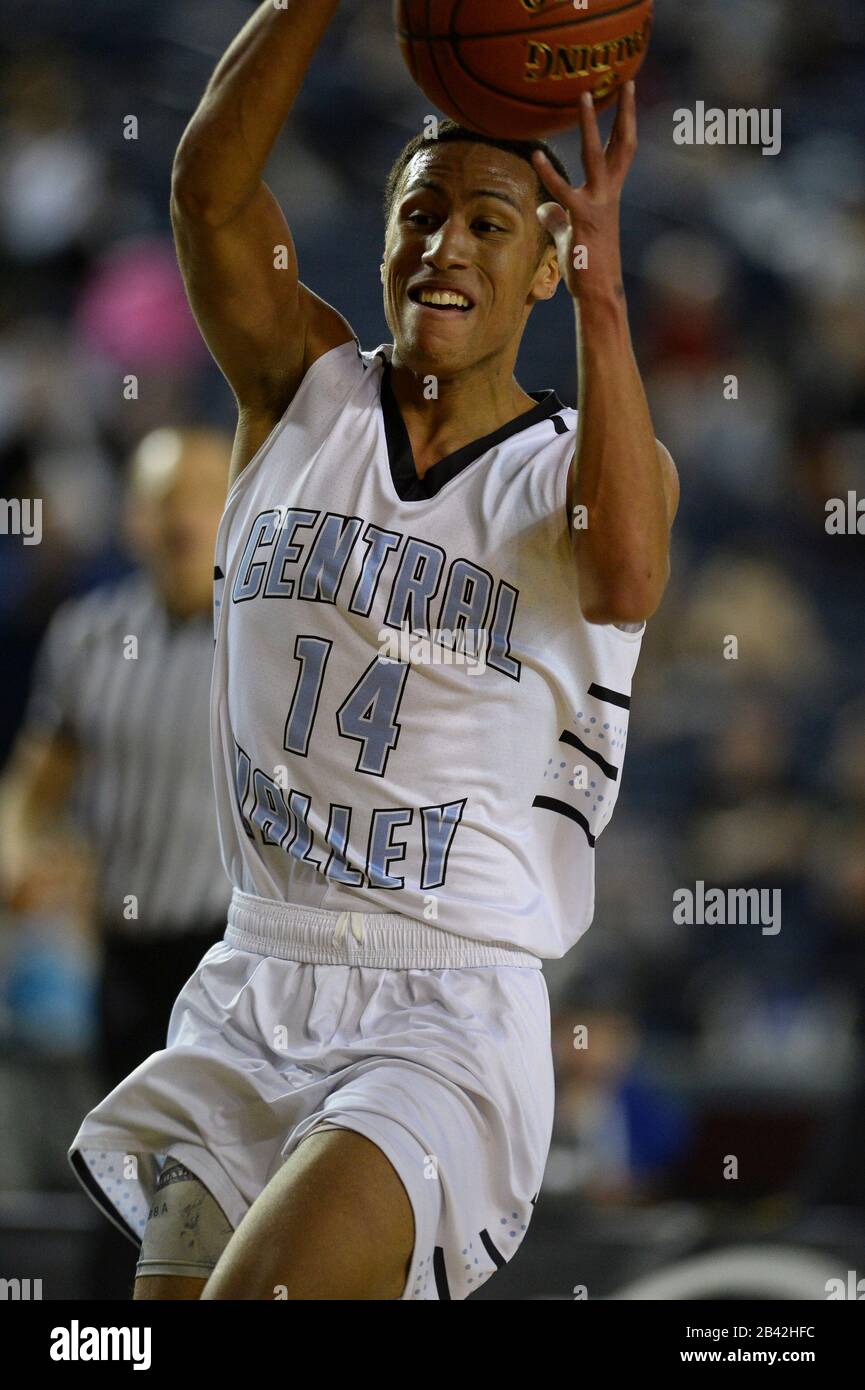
333, 911, 366, 947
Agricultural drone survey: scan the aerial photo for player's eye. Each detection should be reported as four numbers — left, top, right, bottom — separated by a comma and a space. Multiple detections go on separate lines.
406, 210, 435, 226
474, 220, 505, 233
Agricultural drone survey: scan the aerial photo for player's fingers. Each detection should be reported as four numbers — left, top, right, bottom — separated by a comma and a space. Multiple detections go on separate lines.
605, 85, 627, 155
531, 149, 573, 202
532, 149, 588, 221
607, 81, 637, 182
578, 91, 607, 193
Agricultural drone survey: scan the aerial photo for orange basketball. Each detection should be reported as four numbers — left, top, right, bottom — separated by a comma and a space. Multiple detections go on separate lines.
394, 0, 654, 139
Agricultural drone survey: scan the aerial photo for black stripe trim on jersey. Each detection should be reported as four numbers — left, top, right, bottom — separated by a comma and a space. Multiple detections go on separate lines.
479, 1229, 507, 1269
532, 795, 596, 848
433, 1246, 451, 1300
559, 730, 619, 782
588, 681, 631, 710
552, 414, 571, 435
69, 1151, 140, 1248
214, 565, 224, 579
377, 349, 566, 502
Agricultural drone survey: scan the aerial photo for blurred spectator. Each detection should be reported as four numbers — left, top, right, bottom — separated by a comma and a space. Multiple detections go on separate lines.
0, 49, 107, 304
545, 988, 692, 1204
0, 426, 232, 1090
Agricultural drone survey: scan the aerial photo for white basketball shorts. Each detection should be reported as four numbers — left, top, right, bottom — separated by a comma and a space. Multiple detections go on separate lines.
68, 890, 555, 1300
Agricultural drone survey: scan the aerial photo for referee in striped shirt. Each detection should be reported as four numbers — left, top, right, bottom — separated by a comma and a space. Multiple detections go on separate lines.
0, 426, 232, 1091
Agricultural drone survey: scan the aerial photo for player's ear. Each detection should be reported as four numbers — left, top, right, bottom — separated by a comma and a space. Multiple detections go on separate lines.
532, 242, 560, 301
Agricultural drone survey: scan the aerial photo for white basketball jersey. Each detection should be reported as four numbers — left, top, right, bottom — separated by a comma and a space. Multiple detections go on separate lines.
210, 339, 644, 958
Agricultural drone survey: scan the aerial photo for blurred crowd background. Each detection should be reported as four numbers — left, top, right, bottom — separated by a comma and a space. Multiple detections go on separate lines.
0, 0, 863, 1299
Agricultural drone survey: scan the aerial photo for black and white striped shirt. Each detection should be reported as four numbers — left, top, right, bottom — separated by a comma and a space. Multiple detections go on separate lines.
25, 571, 230, 936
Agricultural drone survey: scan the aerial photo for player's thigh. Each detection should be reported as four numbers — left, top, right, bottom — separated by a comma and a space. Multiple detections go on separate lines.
201, 1126, 415, 1301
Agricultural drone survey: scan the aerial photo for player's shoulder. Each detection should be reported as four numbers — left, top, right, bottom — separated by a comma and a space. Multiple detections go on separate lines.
291, 331, 390, 414
245, 285, 363, 428
507, 397, 578, 460
296, 285, 366, 388
549, 403, 578, 432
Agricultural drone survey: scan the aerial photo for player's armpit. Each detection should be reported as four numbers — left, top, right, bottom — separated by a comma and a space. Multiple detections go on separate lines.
225, 283, 356, 492
170, 178, 354, 418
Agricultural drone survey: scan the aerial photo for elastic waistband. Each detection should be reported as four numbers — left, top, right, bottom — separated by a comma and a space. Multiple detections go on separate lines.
224, 889, 542, 970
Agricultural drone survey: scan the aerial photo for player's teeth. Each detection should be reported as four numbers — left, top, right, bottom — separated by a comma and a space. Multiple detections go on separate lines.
418, 290, 470, 308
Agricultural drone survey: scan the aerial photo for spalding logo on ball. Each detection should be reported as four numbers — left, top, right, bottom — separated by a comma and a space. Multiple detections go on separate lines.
394, 0, 654, 139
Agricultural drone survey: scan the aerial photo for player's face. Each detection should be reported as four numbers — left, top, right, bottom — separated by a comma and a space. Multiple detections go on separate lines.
382, 143, 558, 375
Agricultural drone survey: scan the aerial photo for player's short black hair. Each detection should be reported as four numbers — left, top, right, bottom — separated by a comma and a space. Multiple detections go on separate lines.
383, 119, 571, 262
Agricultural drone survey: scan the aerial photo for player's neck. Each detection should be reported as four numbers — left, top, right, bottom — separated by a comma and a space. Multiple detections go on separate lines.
388, 351, 537, 479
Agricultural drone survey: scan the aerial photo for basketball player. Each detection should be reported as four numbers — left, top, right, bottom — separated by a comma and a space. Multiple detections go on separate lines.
68, 0, 678, 1301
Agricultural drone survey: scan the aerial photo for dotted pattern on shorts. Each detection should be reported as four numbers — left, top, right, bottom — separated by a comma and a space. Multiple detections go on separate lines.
410, 1251, 433, 1299
81, 1148, 151, 1241
460, 1237, 495, 1289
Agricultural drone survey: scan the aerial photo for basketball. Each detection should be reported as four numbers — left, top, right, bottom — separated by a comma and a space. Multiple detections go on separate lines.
394, 0, 654, 139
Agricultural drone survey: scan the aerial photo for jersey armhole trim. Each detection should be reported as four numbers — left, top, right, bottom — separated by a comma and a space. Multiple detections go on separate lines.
608, 619, 647, 641
223, 338, 361, 511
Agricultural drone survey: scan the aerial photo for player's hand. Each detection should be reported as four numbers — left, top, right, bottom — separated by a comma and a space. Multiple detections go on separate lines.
532, 81, 637, 301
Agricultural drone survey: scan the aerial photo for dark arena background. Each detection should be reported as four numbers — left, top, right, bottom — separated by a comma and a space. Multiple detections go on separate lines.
0, 0, 864, 1322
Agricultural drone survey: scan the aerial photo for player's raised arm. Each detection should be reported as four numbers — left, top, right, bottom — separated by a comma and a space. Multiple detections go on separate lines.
534, 87, 678, 626
170, 0, 354, 488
